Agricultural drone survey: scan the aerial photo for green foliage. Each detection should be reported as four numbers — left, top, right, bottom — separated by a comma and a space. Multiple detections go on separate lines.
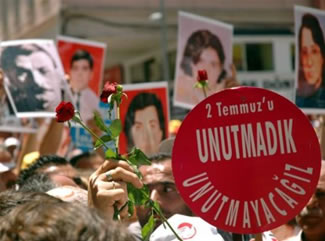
105, 148, 117, 159
109, 119, 122, 138
94, 111, 109, 132
94, 135, 113, 149
194, 81, 208, 89
127, 183, 150, 206
141, 213, 155, 241
128, 148, 151, 166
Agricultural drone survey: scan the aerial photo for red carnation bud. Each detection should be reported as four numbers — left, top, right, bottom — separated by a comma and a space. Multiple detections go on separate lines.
55, 101, 75, 122
197, 70, 208, 82
100, 82, 118, 103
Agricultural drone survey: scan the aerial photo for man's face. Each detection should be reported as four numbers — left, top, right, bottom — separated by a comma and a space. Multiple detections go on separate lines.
296, 165, 325, 238
15, 51, 57, 89
69, 59, 93, 92
12, 49, 61, 111
131, 106, 163, 155
136, 159, 192, 229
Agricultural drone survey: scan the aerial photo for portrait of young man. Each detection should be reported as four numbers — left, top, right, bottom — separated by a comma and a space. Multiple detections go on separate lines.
119, 82, 169, 156
57, 36, 106, 123
57, 36, 107, 152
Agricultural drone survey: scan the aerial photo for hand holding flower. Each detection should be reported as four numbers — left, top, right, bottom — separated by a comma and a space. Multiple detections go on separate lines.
55, 82, 183, 241
88, 159, 143, 220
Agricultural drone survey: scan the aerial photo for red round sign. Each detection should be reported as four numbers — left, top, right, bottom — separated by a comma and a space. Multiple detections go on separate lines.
172, 87, 321, 234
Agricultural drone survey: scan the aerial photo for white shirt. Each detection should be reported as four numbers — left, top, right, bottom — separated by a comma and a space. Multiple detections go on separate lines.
73, 88, 100, 122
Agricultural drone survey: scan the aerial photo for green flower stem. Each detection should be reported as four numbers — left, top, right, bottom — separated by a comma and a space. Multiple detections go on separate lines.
152, 204, 183, 241
113, 104, 121, 221
141, 189, 183, 241
115, 105, 120, 155
202, 86, 207, 98
73, 117, 110, 150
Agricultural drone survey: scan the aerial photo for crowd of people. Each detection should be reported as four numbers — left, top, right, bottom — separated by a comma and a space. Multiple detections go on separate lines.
0, 10, 325, 241
0, 117, 324, 241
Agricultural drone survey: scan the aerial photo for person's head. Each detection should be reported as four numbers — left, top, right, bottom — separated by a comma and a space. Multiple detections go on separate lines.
70, 151, 104, 170
296, 160, 325, 239
299, 14, 325, 89
1, 44, 57, 87
124, 92, 166, 155
0, 136, 18, 191
69, 49, 94, 92
0, 190, 62, 217
1, 44, 61, 111
181, 30, 227, 89
17, 172, 57, 193
17, 154, 80, 189
136, 153, 192, 230
0, 201, 135, 241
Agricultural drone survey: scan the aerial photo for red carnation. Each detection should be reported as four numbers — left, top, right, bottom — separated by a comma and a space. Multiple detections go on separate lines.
55, 101, 75, 122
100, 82, 118, 103
197, 69, 208, 82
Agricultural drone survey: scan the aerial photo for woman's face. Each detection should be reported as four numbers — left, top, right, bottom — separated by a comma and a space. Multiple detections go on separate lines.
192, 47, 222, 90
301, 27, 324, 85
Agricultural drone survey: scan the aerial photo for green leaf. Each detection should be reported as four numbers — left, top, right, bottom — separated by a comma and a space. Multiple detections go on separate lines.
94, 111, 109, 133
152, 200, 162, 214
94, 135, 113, 149
128, 199, 135, 217
128, 184, 149, 206
128, 148, 151, 167
105, 149, 117, 159
109, 119, 122, 138
141, 213, 155, 241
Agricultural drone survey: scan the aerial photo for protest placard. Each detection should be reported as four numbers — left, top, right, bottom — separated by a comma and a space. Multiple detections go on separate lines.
0, 39, 70, 118
174, 12, 233, 109
119, 82, 169, 155
173, 87, 321, 233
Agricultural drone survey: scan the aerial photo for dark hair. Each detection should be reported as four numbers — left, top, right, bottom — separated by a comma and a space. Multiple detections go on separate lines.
17, 155, 69, 187
0, 190, 62, 217
1, 44, 57, 72
124, 92, 166, 151
17, 173, 57, 193
0, 44, 57, 111
181, 30, 226, 83
298, 13, 325, 86
0, 201, 135, 241
70, 151, 92, 167
70, 49, 94, 69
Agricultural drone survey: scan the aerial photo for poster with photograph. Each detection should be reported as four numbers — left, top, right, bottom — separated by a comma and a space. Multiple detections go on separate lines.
57, 36, 107, 123
174, 12, 233, 109
295, 6, 325, 113
119, 82, 169, 156
0, 39, 71, 118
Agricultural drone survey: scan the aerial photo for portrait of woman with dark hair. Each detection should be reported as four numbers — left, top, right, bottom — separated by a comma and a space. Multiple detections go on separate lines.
175, 29, 229, 107
296, 13, 325, 108
123, 92, 166, 155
